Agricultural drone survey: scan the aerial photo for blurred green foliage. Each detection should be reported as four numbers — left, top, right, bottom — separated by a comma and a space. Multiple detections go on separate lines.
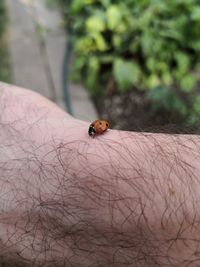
0, 0, 7, 37
58, 0, 200, 125
0, 0, 11, 83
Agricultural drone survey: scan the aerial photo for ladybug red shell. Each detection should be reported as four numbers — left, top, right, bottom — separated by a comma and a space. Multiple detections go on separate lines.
88, 120, 109, 137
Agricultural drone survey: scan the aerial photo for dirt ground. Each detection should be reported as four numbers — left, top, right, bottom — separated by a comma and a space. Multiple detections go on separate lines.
97, 90, 200, 134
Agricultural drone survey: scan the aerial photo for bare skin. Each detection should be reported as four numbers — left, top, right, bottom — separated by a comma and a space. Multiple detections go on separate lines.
0, 82, 200, 266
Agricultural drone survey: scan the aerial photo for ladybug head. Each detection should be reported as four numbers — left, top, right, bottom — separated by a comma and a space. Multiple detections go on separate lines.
88, 126, 95, 137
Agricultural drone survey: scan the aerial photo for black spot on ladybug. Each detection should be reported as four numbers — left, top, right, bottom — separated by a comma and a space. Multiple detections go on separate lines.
88, 126, 95, 136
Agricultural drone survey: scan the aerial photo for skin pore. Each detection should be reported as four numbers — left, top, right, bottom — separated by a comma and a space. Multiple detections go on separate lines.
0, 82, 200, 266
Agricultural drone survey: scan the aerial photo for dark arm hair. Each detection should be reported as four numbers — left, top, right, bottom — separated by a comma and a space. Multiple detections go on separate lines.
0, 82, 200, 266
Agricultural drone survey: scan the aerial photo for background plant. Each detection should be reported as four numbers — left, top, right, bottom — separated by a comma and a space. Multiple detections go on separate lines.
0, 0, 11, 83
58, 0, 200, 125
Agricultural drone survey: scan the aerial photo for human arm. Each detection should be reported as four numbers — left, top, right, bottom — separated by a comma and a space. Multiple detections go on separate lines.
0, 82, 200, 266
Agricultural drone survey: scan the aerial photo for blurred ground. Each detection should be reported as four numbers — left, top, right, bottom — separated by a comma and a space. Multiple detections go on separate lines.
6, 0, 97, 121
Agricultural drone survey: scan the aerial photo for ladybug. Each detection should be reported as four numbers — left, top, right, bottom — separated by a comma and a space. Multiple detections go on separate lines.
88, 120, 109, 137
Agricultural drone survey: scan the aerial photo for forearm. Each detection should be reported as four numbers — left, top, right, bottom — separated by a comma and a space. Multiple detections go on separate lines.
0, 83, 200, 266
1, 129, 200, 266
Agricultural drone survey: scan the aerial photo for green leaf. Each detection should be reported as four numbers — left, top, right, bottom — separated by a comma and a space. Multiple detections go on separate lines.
156, 62, 168, 72
193, 95, 200, 114
162, 71, 172, 86
146, 74, 160, 89
70, 0, 94, 13
86, 56, 100, 89
191, 6, 200, 20
113, 59, 140, 91
180, 74, 196, 92
88, 56, 100, 71
190, 40, 200, 51
146, 57, 156, 72
112, 34, 122, 48
75, 33, 108, 53
141, 31, 154, 55
106, 5, 122, 30
91, 33, 108, 51
86, 16, 105, 32
75, 37, 94, 53
71, 57, 85, 81
175, 52, 190, 74
101, 0, 111, 7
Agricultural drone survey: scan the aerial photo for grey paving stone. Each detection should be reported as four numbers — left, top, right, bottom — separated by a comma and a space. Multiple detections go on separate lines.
7, 0, 98, 120
7, 0, 52, 99
33, 0, 98, 120
44, 33, 66, 101
69, 84, 98, 121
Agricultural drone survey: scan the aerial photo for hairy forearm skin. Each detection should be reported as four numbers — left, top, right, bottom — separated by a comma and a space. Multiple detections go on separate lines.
0, 83, 200, 266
